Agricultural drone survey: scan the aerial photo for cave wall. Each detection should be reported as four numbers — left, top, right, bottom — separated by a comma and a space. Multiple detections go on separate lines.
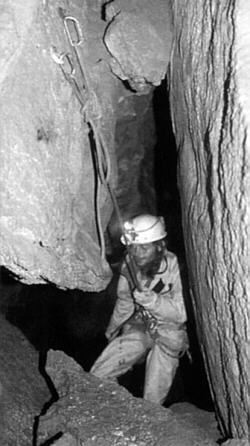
169, 0, 250, 438
0, 313, 50, 445
0, 0, 114, 290
0, 0, 171, 290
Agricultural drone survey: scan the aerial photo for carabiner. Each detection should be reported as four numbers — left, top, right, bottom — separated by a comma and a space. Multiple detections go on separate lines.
50, 46, 76, 78
64, 16, 83, 47
62, 53, 76, 78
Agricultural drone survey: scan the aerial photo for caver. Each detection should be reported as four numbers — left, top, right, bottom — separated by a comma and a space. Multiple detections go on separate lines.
90, 214, 189, 405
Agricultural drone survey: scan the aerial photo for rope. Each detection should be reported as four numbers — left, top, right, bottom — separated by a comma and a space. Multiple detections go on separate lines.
52, 14, 107, 259
51, 14, 140, 289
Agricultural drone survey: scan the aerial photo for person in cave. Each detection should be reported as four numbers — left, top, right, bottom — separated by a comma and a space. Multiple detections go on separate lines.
90, 214, 189, 405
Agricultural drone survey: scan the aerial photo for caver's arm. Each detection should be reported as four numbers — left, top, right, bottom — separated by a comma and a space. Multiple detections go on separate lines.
133, 255, 186, 325
105, 273, 135, 340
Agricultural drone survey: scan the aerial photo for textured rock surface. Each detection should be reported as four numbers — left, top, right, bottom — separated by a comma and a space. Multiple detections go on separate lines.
170, 0, 250, 438
221, 441, 250, 446
170, 402, 219, 442
1, 0, 249, 443
0, 0, 113, 290
0, 0, 157, 290
37, 350, 218, 446
104, 0, 173, 93
107, 90, 157, 248
0, 313, 50, 446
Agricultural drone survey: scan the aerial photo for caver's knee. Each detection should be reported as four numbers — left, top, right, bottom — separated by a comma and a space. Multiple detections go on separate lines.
154, 331, 189, 359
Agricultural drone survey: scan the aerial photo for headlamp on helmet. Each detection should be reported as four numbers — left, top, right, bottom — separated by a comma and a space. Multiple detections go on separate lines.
121, 214, 167, 245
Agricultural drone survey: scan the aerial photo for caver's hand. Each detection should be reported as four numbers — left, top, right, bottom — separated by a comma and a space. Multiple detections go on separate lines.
133, 288, 157, 306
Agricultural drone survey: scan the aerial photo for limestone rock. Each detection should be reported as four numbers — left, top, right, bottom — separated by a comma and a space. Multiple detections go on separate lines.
169, 0, 250, 438
104, 0, 173, 93
222, 440, 250, 446
37, 349, 218, 446
0, 1, 158, 290
0, 0, 114, 290
0, 314, 50, 446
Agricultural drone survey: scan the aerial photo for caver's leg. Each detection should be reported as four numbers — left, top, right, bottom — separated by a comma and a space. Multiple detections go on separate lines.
143, 342, 179, 404
90, 329, 153, 380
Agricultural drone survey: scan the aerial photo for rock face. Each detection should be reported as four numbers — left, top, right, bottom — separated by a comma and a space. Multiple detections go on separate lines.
37, 350, 218, 446
103, 0, 173, 93
1, 0, 249, 444
0, 0, 165, 290
0, 314, 50, 446
0, 0, 112, 290
169, 0, 250, 439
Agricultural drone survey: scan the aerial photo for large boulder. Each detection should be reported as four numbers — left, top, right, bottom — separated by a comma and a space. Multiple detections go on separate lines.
0, 0, 158, 290
37, 350, 218, 446
104, 0, 173, 93
169, 0, 250, 438
0, 314, 50, 445
0, 0, 113, 290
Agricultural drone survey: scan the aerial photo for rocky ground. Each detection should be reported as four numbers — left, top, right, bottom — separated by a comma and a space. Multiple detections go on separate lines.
37, 350, 219, 446
0, 272, 223, 446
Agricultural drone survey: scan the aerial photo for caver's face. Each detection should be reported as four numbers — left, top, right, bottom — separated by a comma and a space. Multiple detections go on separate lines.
130, 242, 158, 268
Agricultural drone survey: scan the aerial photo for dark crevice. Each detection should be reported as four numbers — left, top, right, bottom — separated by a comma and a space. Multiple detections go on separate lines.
151, 79, 214, 410
204, 125, 215, 232
32, 352, 60, 446
37, 432, 64, 446
152, 79, 184, 257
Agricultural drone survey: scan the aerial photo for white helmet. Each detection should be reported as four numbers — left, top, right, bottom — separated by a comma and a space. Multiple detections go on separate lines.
121, 214, 167, 245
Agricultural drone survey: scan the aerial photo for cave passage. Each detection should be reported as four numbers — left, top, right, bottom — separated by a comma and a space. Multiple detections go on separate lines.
0, 79, 214, 412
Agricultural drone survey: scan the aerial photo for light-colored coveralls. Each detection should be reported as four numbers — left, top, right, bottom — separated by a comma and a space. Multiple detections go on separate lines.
90, 249, 188, 404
